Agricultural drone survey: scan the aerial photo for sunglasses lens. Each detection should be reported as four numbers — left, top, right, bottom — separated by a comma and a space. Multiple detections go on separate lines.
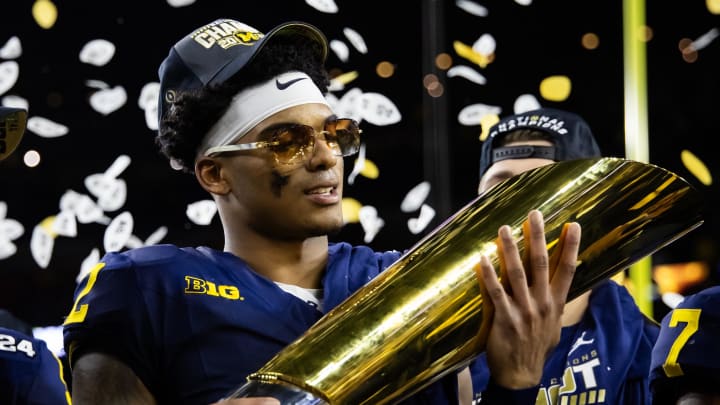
330, 119, 361, 156
270, 126, 314, 164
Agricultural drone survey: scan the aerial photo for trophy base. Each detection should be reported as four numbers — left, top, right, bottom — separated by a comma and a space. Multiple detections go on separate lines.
228, 379, 328, 404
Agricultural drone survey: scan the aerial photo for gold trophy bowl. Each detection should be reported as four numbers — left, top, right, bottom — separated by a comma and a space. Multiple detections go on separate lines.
229, 157, 704, 404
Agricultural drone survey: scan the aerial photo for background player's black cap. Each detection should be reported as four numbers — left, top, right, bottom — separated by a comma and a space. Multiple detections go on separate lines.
0, 106, 28, 161
479, 107, 602, 178
157, 18, 328, 131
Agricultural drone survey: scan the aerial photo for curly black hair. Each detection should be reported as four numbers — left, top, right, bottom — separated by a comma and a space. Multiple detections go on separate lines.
157, 35, 330, 173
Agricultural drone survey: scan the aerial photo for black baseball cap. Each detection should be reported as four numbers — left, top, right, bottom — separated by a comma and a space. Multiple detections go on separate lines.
0, 106, 28, 161
478, 107, 601, 178
157, 18, 328, 129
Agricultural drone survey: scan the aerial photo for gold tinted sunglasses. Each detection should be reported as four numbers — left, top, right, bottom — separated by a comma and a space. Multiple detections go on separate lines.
205, 118, 362, 165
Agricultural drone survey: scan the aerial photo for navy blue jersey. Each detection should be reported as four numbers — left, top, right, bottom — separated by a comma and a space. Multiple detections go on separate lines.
0, 327, 71, 405
63, 242, 459, 404
470, 280, 659, 404
650, 285, 720, 404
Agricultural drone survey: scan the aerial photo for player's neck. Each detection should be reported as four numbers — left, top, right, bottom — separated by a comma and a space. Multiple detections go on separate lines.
562, 290, 591, 326
225, 233, 329, 288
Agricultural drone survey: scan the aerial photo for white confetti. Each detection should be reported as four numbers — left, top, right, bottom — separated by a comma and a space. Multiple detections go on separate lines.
457, 103, 502, 126
76, 248, 100, 283
2, 94, 29, 111
401, 181, 431, 213
59, 190, 106, 224
359, 205, 384, 243
186, 200, 218, 225
89, 85, 127, 115
347, 143, 366, 185
305, 0, 339, 13
408, 204, 436, 234
472, 33, 496, 56
26, 116, 69, 138
514, 0, 532, 5
513, 94, 541, 114
333, 87, 364, 123
85, 79, 109, 90
103, 211, 134, 253
329, 39, 350, 63
661, 292, 685, 309
143, 226, 167, 246
30, 224, 54, 269
138, 82, 160, 110
79, 39, 116, 66
456, 0, 488, 16
0, 61, 19, 96
446, 65, 487, 85
0, 236, 18, 261
167, 0, 197, 6
0, 36, 22, 59
691, 28, 719, 51
358, 92, 401, 126
343, 27, 368, 54
51, 210, 77, 237
0, 201, 23, 260
31, 325, 65, 357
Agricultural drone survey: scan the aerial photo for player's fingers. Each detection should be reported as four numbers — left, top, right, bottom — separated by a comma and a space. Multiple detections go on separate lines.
526, 210, 550, 297
550, 222, 581, 305
498, 223, 530, 309
478, 254, 510, 317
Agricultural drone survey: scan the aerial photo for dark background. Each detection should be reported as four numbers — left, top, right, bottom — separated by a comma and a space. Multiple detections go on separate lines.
1, 0, 718, 328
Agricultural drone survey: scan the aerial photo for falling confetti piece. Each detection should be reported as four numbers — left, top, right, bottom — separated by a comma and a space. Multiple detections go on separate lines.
167, 0, 197, 7
401, 181, 431, 212
138, 82, 160, 110
32, 325, 65, 357
341, 198, 362, 223
454, 41, 493, 68
26, 116, 69, 138
472, 33, 496, 56
143, 226, 168, 246
32, 0, 58, 29
186, 200, 218, 225
514, 0, 532, 5
359, 205, 384, 243
347, 143, 366, 185
89, 85, 127, 115
358, 92, 401, 126
661, 292, 685, 309
331, 87, 364, 123
0, 201, 24, 260
2, 94, 29, 111
305, 0, 339, 13
0, 36, 22, 59
513, 94, 541, 113
51, 210, 77, 237
457, 103, 502, 126
408, 204, 436, 234
104, 211, 134, 253
0, 237, 18, 261
79, 39, 116, 66
59, 190, 106, 224
30, 224, 54, 268
0, 61, 20, 96
707, 0, 720, 14
456, 0, 488, 16
85, 79, 109, 90
343, 27, 368, 54
359, 158, 379, 179
446, 65, 487, 85
681, 149, 712, 186
479, 114, 500, 141
691, 28, 719, 51
539, 75, 572, 101
330, 39, 350, 62
76, 248, 100, 283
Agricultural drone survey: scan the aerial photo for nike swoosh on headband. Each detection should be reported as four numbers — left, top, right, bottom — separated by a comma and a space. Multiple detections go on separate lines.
276, 77, 307, 90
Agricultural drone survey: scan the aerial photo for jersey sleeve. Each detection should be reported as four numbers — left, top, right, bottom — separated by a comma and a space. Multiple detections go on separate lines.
62, 253, 158, 392
0, 327, 71, 405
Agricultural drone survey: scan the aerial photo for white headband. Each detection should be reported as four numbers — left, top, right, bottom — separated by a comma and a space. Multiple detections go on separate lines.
199, 71, 330, 156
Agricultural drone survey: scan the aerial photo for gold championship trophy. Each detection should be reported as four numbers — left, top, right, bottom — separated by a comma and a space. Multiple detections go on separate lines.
229, 158, 704, 404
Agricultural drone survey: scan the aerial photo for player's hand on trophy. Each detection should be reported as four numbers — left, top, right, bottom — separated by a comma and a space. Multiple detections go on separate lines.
478, 209, 580, 389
